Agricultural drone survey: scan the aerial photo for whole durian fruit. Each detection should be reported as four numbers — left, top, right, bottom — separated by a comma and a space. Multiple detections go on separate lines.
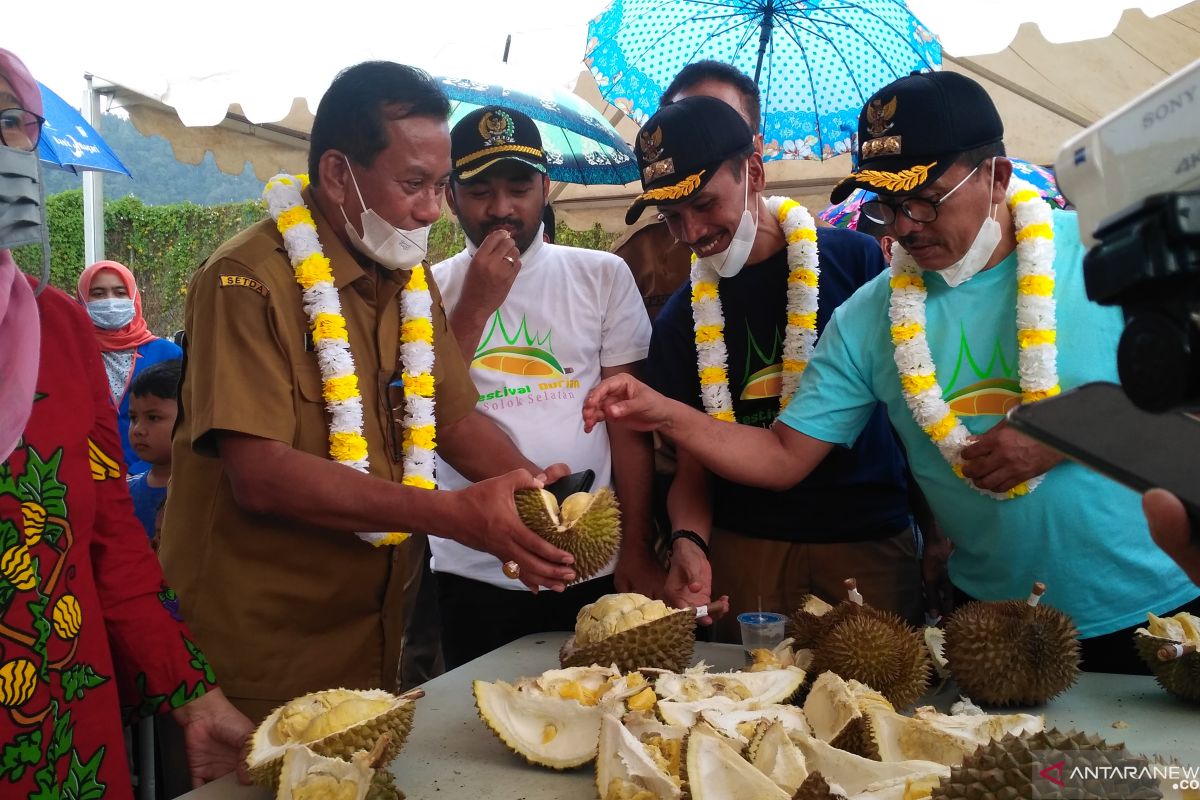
244, 688, 420, 790
943, 582, 1080, 706
560, 592, 696, 672
930, 729, 1163, 800
1134, 611, 1200, 702
806, 583, 930, 710
514, 487, 621, 581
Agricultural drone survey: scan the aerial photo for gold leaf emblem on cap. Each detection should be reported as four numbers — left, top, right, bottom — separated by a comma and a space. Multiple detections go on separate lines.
638, 126, 664, 162
637, 170, 705, 202
854, 162, 937, 193
479, 110, 516, 146
865, 96, 898, 138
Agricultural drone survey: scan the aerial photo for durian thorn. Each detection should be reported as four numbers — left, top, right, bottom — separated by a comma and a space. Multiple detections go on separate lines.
1026, 582, 1046, 607
1158, 642, 1197, 661
844, 577, 864, 606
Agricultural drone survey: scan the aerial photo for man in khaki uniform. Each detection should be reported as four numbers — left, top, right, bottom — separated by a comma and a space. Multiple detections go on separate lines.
160, 62, 577, 722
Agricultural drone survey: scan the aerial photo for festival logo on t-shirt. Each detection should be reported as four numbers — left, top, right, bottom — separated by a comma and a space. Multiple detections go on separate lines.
941, 324, 1021, 416
735, 324, 786, 427
472, 311, 580, 410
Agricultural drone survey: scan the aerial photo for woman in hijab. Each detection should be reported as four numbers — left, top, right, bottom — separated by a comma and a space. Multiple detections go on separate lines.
77, 260, 181, 472
0, 48, 251, 795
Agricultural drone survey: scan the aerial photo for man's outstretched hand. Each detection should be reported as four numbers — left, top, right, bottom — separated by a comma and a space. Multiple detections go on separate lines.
583, 374, 676, 434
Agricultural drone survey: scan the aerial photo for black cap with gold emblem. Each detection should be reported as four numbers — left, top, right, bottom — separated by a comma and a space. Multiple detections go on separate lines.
625, 95, 753, 225
830, 71, 1003, 203
451, 105, 548, 181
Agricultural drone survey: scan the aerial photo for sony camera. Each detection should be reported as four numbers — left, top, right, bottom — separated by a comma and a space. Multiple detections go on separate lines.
1055, 58, 1200, 413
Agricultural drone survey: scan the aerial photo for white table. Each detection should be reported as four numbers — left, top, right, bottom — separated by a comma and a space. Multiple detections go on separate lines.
178, 632, 1199, 799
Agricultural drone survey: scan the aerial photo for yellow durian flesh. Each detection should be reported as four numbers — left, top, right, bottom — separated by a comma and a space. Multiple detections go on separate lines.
275, 690, 360, 744
276, 745, 371, 800
576, 593, 674, 645
515, 488, 622, 580
300, 698, 394, 743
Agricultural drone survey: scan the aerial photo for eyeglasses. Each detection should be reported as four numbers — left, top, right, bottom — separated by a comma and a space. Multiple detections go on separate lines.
860, 162, 984, 226
0, 107, 45, 152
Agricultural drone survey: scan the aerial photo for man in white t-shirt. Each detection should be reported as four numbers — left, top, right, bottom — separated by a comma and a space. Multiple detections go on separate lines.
430, 105, 657, 667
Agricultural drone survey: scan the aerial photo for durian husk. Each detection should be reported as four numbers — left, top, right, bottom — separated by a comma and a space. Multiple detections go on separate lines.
472, 678, 608, 769
245, 689, 417, 790
1134, 632, 1200, 702
745, 719, 810, 795
930, 728, 1161, 800
790, 771, 848, 800
943, 600, 1080, 706
514, 487, 621, 581
682, 722, 790, 800
364, 770, 405, 800
809, 611, 930, 709
560, 608, 695, 672
276, 746, 374, 800
595, 713, 684, 800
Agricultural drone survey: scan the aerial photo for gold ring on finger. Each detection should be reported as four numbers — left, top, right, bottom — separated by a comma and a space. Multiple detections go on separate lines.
502, 560, 521, 579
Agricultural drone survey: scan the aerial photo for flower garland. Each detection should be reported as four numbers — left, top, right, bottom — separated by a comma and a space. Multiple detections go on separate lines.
888, 177, 1058, 500
689, 197, 819, 421
264, 173, 437, 545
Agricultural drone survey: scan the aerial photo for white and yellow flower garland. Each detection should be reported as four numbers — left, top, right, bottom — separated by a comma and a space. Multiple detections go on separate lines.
888, 177, 1058, 500
689, 197, 819, 421
264, 173, 437, 545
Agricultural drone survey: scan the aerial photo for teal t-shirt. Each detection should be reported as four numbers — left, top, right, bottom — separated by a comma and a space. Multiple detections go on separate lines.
777, 209, 1198, 637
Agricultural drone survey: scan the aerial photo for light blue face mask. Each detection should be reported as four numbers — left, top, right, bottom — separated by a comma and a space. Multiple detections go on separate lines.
0, 143, 50, 294
86, 297, 136, 330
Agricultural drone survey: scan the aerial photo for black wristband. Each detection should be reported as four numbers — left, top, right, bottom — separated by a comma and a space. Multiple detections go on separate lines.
668, 529, 710, 559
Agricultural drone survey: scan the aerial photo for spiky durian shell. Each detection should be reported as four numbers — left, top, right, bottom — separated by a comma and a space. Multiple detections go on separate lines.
930, 728, 1161, 800
365, 769, 405, 800
1134, 633, 1200, 702
560, 608, 695, 673
514, 488, 621, 581
944, 600, 1080, 707
244, 690, 415, 790
810, 611, 930, 709
790, 771, 847, 800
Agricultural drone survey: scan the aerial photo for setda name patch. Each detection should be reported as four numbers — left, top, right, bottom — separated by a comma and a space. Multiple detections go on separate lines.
219, 275, 269, 296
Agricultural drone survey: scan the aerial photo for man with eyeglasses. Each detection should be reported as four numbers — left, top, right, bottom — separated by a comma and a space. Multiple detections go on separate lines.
584, 71, 1200, 672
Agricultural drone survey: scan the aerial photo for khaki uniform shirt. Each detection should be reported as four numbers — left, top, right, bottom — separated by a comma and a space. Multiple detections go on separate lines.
159, 190, 476, 708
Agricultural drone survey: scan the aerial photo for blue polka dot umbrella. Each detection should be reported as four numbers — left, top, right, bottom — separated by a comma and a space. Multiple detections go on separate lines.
819, 158, 1068, 229
585, 0, 941, 162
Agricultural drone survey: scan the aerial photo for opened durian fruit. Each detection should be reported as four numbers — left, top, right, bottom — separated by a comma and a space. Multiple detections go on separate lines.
560, 592, 697, 672
942, 582, 1080, 706
276, 737, 392, 800
1134, 610, 1200, 701
245, 688, 420, 791
803, 669, 1043, 765
474, 665, 654, 769
653, 664, 806, 727
799, 580, 931, 709
514, 487, 621, 581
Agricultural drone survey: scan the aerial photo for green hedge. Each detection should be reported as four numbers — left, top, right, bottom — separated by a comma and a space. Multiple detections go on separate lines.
15, 190, 616, 334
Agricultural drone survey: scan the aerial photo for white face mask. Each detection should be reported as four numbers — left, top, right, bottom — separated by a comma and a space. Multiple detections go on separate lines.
937, 159, 1001, 288
339, 156, 429, 271
87, 297, 136, 330
695, 163, 758, 279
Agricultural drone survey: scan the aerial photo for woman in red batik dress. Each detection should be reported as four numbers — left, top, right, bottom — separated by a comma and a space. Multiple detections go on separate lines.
0, 47, 253, 798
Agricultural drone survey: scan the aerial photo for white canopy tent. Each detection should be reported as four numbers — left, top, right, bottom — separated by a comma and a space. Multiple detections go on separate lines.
76, 0, 1200, 256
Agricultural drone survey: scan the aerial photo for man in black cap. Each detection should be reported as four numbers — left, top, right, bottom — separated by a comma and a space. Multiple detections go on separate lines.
429, 105, 658, 667
628, 94, 918, 643
584, 73, 1200, 671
